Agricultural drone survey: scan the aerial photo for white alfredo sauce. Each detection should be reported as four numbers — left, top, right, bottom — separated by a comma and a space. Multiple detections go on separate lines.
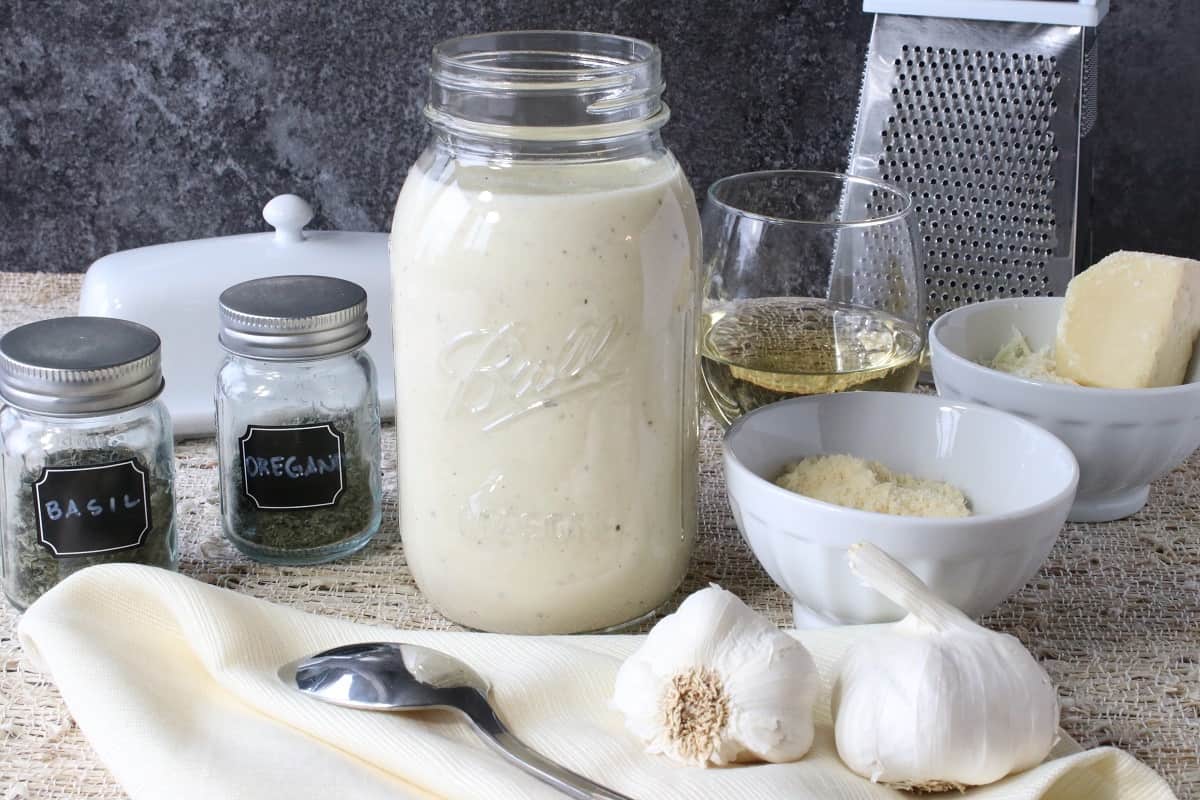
390, 154, 699, 633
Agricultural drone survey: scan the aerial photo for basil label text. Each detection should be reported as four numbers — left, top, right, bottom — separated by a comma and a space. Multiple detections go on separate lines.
35, 459, 151, 557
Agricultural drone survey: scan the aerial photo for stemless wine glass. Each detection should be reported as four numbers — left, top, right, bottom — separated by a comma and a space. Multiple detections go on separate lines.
700, 170, 924, 427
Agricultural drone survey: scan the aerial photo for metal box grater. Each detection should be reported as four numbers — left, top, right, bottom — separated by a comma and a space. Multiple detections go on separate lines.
847, 0, 1108, 323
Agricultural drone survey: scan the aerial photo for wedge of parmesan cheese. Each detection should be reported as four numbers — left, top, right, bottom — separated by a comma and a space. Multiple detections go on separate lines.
1055, 251, 1200, 388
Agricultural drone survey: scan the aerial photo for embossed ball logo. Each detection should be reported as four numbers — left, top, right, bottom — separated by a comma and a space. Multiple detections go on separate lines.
440, 317, 624, 431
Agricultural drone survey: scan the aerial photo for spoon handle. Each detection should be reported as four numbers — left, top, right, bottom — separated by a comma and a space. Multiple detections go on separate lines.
461, 695, 635, 800
482, 729, 636, 800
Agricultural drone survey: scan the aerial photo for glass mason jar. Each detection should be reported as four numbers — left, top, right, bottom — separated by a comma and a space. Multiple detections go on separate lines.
0, 317, 177, 610
390, 31, 701, 634
216, 275, 383, 565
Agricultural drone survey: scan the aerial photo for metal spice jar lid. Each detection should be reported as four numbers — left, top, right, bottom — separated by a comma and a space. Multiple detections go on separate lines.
218, 275, 371, 361
0, 316, 165, 416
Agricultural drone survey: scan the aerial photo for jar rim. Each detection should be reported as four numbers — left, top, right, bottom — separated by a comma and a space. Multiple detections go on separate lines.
427, 30, 666, 138
433, 30, 659, 81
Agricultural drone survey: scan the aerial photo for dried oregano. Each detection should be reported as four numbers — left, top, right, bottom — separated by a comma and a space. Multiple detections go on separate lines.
221, 408, 380, 557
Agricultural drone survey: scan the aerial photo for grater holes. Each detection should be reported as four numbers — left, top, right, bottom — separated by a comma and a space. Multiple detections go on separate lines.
882, 41, 1061, 318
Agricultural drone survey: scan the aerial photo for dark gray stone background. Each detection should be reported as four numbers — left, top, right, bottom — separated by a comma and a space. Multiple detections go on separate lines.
2, 0, 1197, 273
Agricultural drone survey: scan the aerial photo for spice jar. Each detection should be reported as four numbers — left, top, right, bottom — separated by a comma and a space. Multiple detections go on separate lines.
215, 275, 382, 564
0, 317, 177, 610
391, 32, 701, 634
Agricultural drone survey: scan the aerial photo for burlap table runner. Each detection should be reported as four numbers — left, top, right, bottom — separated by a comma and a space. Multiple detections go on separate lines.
0, 273, 1195, 799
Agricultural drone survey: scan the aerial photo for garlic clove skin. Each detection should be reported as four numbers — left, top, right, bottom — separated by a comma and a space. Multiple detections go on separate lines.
612, 584, 819, 767
833, 624, 1060, 790
832, 543, 1060, 791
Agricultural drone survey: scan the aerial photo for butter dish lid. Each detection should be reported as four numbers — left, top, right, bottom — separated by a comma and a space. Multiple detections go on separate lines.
219, 275, 371, 361
0, 317, 165, 416
78, 192, 395, 437
83, 195, 385, 276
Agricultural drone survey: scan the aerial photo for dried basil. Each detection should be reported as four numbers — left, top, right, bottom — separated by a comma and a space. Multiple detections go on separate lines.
1, 444, 176, 610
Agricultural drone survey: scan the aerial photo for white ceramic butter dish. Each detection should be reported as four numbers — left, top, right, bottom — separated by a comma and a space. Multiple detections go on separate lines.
79, 194, 393, 438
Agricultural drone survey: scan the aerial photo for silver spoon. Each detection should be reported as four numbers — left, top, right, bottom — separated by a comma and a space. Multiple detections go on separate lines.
280, 642, 635, 800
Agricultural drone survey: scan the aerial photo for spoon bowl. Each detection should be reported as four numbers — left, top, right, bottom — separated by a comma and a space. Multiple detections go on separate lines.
281, 641, 633, 800
282, 641, 491, 711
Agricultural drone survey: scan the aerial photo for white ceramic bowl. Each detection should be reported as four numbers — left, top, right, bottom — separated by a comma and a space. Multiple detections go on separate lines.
930, 296, 1200, 522
723, 391, 1078, 626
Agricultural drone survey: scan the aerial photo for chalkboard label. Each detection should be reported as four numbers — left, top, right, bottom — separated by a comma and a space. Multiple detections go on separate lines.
239, 423, 345, 511
34, 459, 151, 557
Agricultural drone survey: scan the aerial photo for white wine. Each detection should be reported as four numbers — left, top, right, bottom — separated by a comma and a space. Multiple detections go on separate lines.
701, 297, 923, 427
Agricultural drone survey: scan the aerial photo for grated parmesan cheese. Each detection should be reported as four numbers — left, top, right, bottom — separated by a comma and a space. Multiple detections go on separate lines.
774, 454, 971, 518
987, 328, 1078, 385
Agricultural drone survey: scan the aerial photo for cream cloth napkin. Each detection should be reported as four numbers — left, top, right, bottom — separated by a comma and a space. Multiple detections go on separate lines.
18, 565, 1177, 800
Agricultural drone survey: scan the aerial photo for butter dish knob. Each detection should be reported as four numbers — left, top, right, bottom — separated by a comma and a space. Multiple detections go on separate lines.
263, 194, 314, 244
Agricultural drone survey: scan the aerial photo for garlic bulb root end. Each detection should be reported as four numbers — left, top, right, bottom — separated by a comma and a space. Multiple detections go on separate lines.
885, 778, 968, 794
612, 585, 819, 768
660, 665, 730, 767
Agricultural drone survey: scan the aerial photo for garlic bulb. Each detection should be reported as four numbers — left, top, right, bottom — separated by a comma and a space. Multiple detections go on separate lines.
612, 584, 818, 767
833, 542, 1060, 791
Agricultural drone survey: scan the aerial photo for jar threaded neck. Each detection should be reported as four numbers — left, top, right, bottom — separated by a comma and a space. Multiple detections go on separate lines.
427, 30, 667, 142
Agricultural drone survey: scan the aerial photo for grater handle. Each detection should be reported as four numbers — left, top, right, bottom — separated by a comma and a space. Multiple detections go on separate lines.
863, 0, 1108, 26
